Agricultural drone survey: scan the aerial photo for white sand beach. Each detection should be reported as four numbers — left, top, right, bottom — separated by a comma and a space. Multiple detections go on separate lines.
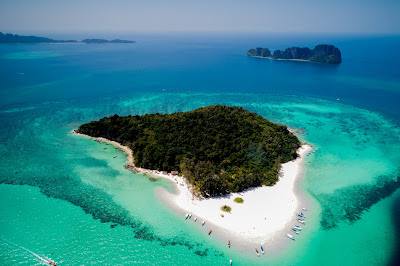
157, 144, 312, 245
72, 130, 312, 246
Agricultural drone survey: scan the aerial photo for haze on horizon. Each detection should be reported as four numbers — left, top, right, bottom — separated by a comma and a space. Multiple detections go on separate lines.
1, 0, 400, 34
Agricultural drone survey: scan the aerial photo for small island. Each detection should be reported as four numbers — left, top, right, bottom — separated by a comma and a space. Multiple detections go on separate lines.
74, 105, 312, 245
77, 105, 300, 196
0, 32, 135, 44
247, 44, 342, 64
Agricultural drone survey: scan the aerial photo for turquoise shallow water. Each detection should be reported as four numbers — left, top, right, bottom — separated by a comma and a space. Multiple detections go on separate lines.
0, 34, 400, 265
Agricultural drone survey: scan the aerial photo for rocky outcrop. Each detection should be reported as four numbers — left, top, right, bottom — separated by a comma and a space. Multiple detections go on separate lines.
308, 45, 342, 64
247, 44, 342, 64
246, 48, 271, 57
272, 47, 312, 60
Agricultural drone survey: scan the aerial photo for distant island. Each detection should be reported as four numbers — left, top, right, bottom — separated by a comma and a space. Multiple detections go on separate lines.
77, 105, 301, 197
0, 32, 135, 44
81, 39, 135, 44
247, 44, 342, 64
0, 32, 78, 43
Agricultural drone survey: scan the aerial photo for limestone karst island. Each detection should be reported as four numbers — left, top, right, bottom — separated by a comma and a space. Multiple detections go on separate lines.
247, 44, 342, 64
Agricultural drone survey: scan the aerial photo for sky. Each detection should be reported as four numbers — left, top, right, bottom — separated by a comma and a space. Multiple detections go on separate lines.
0, 0, 399, 34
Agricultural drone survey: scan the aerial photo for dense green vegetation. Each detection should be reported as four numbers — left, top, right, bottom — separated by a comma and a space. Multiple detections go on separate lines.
78, 105, 300, 197
234, 197, 244, 203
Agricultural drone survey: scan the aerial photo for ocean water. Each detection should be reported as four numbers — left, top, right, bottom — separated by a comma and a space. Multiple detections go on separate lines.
0, 33, 399, 265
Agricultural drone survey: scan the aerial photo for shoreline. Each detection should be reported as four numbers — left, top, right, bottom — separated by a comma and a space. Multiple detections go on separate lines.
248, 55, 317, 63
157, 144, 312, 252
72, 130, 313, 255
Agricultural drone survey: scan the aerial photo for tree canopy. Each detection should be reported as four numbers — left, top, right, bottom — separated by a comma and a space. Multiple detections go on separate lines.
78, 105, 301, 197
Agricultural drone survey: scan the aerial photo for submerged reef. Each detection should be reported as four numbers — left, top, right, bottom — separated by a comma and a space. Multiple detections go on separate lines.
318, 173, 400, 230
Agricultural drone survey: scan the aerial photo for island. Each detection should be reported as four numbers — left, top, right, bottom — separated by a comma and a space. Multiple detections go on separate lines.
247, 44, 342, 64
0, 32, 135, 44
77, 105, 300, 196
81, 39, 135, 44
74, 105, 312, 246
0, 32, 78, 43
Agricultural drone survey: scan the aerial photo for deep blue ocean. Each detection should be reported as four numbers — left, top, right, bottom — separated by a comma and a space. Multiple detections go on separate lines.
0, 33, 399, 265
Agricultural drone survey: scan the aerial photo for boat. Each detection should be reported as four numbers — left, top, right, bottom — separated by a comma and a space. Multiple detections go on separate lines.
297, 213, 303, 218
302, 208, 307, 211
299, 212, 306, 218
230, 259, 232, 265
202, 221, 205, 226
291, 228, 299, 234
48, 260, 57, 266
255, 248, 260, 256
297, 219, 305, 224
228, 240, 231, 248
194, 218, 197, 222
208, 229, 212, 235
189, 214, 192, 219
260, 246, 264, 254
287, 234, 295, 240
113, 155, 117, 158
294, 225, 302, 230
185, 213, 189, 219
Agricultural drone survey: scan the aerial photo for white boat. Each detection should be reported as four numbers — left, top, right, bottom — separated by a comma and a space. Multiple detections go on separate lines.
113, 155, 117, 158
302, 208, 307, 211
185, 213, 189, 219
189, 214, 192, 219
297, 219, 305, 224
202, 221, 205, 226
230, 259, 232, 265
194, 218, 197, 222
287, 234, 295, 240
294, 225, 302, 230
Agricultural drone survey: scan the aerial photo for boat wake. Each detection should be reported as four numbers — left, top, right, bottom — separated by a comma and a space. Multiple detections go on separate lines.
0, 238, 57, 265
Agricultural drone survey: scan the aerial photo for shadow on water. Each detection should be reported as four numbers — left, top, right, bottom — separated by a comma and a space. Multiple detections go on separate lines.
389, 190, 400, 266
